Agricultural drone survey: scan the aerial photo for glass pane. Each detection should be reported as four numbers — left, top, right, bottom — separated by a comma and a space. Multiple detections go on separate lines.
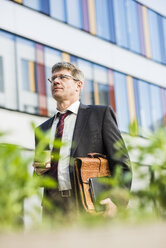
148, 9, 162, 62
45, 66, 52, 97
126, 0, 141, 53
113, 0, 129, 48
162, 18, 166, 64
66, 0, 83, 28
107, 0, 116, 43
158, 15, 166, 64
95, 0, 110, 40
40, 0, 50, 15
0, 30, 17, 109
23, 0, 40, 10
150, 84, 163, 129
21, 59, 30, 91
81, 80, 94, 105
0, 56, 4, 92
49, 0, 66, 21
98, 83, 109, 105
114, 72, 129, 132
133, 78, 141, 127
138, 80, 153, 132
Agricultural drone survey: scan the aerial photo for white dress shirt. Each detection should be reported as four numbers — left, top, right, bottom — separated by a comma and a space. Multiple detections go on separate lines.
49, 100, 80, 191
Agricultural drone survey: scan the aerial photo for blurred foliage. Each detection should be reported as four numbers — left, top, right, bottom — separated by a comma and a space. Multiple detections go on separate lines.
124, 121, 166, 219
0, 127, 56, 231
0, 121, 166, 231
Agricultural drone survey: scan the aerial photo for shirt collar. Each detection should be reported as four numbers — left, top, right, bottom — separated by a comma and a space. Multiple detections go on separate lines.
55, 100, 80, 116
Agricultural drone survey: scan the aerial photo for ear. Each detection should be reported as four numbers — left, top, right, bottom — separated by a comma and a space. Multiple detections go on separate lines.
76, 81, 83, 92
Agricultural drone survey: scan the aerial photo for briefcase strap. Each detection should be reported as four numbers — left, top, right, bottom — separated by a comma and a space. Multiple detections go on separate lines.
87, 153, 106, 159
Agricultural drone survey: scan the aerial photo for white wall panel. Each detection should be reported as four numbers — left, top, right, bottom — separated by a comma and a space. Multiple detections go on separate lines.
0, 108, 47, 150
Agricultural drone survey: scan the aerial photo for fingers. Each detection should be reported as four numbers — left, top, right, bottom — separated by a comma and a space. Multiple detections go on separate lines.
35, 167, 50, 175
33, 162, 51, 175
100, 198, 117, 217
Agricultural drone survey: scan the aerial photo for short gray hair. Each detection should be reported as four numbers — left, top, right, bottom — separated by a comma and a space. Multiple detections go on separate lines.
52, 62, 84, 82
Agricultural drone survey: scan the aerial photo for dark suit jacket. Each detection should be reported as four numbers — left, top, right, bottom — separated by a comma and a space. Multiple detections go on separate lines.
35, 103, 131, 195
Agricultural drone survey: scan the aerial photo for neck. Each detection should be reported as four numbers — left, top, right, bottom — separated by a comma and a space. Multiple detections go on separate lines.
57, 99, 78, 112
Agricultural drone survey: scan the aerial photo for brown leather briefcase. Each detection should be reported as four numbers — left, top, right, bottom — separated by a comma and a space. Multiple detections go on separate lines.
73, 153, 111, 213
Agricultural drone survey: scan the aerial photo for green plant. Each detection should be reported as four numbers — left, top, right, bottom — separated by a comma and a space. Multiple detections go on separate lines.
0, 130, 56, 231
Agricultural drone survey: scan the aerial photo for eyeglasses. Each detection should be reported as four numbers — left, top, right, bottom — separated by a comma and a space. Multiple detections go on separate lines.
48, 74, 79, 83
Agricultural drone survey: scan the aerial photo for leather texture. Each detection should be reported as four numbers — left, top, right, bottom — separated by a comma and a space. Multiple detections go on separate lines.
73, 153, 111, 212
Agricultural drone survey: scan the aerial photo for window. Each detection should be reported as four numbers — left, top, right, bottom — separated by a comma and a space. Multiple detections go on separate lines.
158, 15, 166, 64
98, 83, 109, 105
148, 9, 162, 62
45, 66, 52, 97
66, 0, 83, 28
133, 78, 141, 127
40, 0, 50, 15
0, 30, 17, 110
114, 72, 129, 132
81, 80, 94, 105
21, 59, 30, 91
0, 56, 4, 92
82, 0, 89, 32
113, 0, 129, 48
49, 0, 66, 22
150, 84, 163, 129
162, 18, 166, 64
93, 64, 108, 105
23, 0, 40, 10
138, 80, 153, 132
126, 0, 141, 53
95, 0, 111, 40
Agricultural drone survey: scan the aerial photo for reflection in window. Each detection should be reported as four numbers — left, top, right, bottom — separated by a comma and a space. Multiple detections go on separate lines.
138, 80, 153, 132
95, 0, 111, 40
133, 78, 141, 127
162, 18, 166, 64
150, 84, 163, 129
40, 0, 50, 15
148, 9, 162, 62
0, 56, 4, 92
113, 0, 129, 48
49, 0, 66, 22
114, 72, 129, 132
126, 0, 141, 53
21, 59, 36, 92
21, 59, 30, 91
23, 0, 40, 10
98, 83, 109, 105
45, 66, 52, 97
66, 0, 82, 28
81, 80, 94, 105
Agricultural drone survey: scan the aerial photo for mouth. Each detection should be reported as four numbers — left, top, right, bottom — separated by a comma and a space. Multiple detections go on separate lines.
53, 88, 63, 91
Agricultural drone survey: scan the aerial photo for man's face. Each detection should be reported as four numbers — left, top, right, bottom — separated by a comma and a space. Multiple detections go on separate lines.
50, 69, 82, 102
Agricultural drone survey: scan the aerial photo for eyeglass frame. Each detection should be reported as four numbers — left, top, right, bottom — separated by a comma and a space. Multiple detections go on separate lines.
48, 74, 80, 84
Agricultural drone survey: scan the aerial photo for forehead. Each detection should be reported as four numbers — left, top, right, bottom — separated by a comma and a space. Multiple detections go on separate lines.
52, 69, 71, 75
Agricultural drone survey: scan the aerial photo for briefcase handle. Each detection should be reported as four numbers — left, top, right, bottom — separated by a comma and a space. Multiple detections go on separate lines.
87, 153, 106, 159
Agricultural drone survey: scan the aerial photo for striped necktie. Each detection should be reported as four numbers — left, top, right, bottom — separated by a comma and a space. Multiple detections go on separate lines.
50, 111, 71, 180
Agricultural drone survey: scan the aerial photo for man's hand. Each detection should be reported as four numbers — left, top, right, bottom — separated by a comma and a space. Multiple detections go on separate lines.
33, 162, 51, 175
100, 198, 117, 217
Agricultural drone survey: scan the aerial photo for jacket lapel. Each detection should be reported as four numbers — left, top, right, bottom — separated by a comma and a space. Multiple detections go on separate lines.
70, 103, 90, 156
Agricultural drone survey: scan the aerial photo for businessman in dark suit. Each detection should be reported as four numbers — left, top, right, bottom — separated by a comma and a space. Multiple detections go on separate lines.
33, 62, 131, 216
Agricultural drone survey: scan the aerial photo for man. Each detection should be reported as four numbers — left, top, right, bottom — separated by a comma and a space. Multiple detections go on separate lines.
33, 62, 131, 216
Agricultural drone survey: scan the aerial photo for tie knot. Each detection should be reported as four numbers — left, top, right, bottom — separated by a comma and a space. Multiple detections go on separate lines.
57, 110, 71, 120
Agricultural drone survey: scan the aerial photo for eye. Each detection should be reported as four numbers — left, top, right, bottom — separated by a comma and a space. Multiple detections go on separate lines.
60, 75, 67, 79
51, 76, 57, 81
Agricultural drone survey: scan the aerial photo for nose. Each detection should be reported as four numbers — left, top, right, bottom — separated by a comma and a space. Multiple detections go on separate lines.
52, 77, 61, 84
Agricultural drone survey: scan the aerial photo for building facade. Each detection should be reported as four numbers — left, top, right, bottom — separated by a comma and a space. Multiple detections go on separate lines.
0, 0, 166, 151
